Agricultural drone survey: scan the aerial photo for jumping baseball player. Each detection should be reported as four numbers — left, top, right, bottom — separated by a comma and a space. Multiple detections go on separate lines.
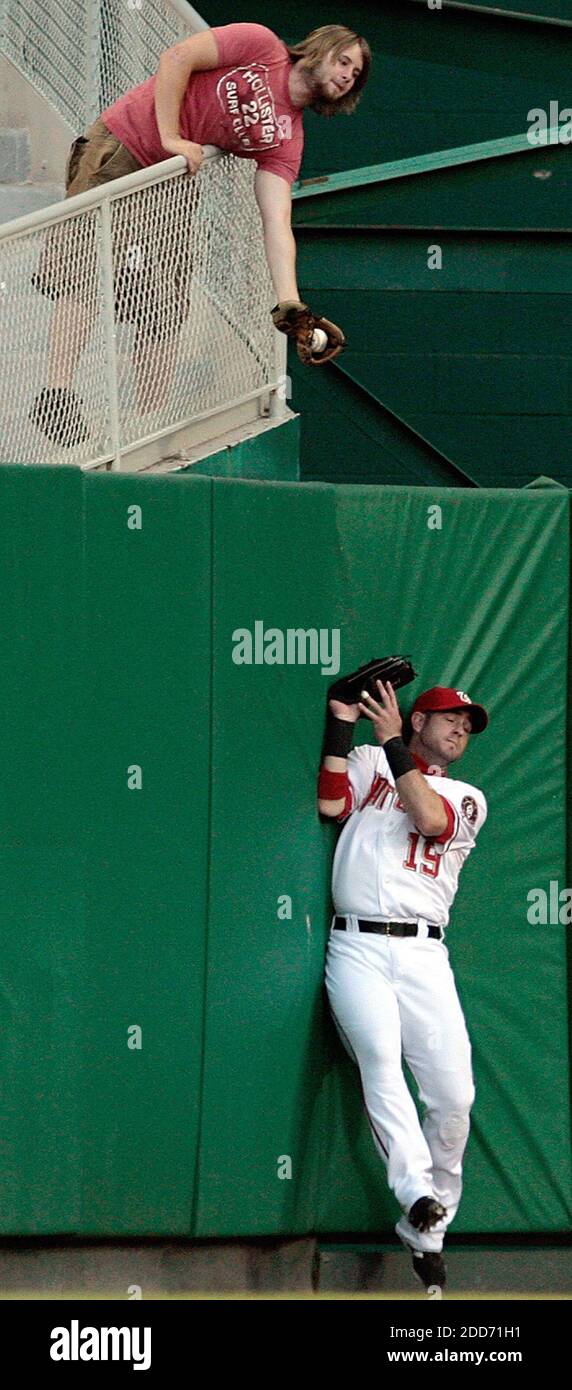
317, 673, 489, 1294
30, 21, 370, 447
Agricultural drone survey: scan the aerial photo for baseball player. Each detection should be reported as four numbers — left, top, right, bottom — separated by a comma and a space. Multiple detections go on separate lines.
29, 21, 370, 447
317, 677, 489, 1294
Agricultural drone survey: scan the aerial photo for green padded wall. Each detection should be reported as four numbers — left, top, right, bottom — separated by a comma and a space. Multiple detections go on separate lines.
0, 467, 212, 1233
185, 416, 300, 481
1, 461, 569, 1236
0, 469, 86, 1230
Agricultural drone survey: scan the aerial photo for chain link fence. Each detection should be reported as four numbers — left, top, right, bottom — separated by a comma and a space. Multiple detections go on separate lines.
0, 150, 282, 468
0, 0, 204, 131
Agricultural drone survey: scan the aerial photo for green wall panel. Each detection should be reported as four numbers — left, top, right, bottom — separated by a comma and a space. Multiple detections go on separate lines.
0, 848, 85, 1230
289, 357, 478, 487
0, 468, 212, 1234
195, 481, 340, 1235
0, 467, 84, 844
78, 474, 212, 1234
347, 352, 568, 419
188, 416, 300, 480
293, 148, 571, 231
292, 234, 572, 488
0, 468, 85, 1231
295, 237, 572, 295
80, 838, 205, 1233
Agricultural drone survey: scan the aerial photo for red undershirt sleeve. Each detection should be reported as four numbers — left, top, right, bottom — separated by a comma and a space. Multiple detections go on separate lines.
336, 782, 354, 822
432, 795, 457, 845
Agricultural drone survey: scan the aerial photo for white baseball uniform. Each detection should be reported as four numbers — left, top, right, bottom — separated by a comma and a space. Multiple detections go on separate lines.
325, 741, 487, 1253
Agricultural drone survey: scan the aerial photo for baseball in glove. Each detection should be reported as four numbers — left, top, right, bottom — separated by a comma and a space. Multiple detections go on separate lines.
271, 300, 346, 365
328, 656, 417, 712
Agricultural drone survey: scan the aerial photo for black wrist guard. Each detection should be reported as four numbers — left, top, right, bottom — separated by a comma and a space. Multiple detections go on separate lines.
322, 708, 355, 760
383, 736, 416, 779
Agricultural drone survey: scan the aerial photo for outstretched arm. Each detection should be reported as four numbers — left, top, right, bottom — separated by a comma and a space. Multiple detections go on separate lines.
317, 698, 360, 818
255, 169, 299, 302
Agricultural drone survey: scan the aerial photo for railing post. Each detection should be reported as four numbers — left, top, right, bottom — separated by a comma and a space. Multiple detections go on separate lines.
269, 328, 288, 420
99, 198, 122, 469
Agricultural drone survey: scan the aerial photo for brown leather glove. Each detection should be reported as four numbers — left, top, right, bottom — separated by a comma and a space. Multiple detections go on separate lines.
271, 300, 346, 365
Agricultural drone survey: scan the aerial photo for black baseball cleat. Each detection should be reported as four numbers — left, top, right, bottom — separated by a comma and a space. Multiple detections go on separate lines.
412, 1249, 447, 1294
29, 386, 90, 448
408, 1195, 448, 1232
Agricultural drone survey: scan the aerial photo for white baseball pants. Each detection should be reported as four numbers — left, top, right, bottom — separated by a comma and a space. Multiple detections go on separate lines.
325, 921, 475, 1253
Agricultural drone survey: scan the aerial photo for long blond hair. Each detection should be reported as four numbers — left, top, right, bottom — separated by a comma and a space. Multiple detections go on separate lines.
286, 25, 371, 117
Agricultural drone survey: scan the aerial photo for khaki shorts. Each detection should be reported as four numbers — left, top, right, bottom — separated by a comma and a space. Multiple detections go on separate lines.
32, 118, 192, 340
64, 117, 143, 196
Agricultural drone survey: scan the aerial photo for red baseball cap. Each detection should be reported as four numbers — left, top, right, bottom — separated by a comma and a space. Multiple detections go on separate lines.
411, 686, 488, 733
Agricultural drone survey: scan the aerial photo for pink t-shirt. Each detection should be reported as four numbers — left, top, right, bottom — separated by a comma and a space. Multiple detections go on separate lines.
101, 22, 304, 185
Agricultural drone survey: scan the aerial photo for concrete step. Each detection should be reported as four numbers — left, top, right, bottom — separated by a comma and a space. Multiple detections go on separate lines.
0, 179, 65, 226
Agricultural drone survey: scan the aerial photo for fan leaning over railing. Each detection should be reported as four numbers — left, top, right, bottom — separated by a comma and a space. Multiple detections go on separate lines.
24, 20, 371, 452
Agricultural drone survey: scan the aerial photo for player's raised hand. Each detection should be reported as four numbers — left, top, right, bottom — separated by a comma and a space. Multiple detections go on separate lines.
358, 680, 403, 745
328, 698, 361, 723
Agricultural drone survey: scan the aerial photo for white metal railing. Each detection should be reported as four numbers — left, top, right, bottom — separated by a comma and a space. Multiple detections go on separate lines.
0, 149, 285, 469
0, 0, 207, 131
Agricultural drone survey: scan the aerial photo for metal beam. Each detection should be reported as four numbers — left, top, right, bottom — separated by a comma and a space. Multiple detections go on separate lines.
401, 0, 572, 29
329, 364, 481, 487
293, 129, 564, 200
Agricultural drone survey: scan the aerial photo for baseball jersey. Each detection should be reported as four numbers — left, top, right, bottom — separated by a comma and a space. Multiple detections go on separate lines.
101, 23, 304, 185
332, 743, 487, 926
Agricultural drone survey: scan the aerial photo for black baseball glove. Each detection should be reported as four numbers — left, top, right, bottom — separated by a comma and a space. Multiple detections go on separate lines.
328, 656, 417, 711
